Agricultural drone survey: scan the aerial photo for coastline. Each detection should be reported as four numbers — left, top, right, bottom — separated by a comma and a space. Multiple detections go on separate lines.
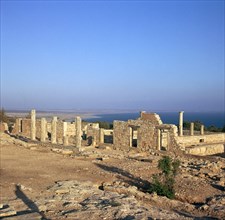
6, 110, 224, 127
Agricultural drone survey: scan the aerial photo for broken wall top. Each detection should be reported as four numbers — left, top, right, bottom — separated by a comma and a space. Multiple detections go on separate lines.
140, 112, 163, 125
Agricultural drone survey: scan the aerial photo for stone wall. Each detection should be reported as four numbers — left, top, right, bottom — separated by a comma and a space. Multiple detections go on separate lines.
0, 122, 8, 132
57, 121, 64, 144
36, 119, 41, 139
21, 119, 31, 137
185, 143, 225, 156
67, 122, 76, 136
137, 121, 156, 151
113, 119, 159, 151
113, 121, 130, 150
140, 112, 163, 125
86, 124, 100, 146
175, 133, 225, 148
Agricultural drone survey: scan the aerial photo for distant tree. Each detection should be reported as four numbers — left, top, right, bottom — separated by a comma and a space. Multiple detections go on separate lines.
94, 121, 113, 129
207, 125, 221, 132
183, 121, 190, 129
184, 120, 203, 131
222, 125, 225, 132
193, 120, 203, 131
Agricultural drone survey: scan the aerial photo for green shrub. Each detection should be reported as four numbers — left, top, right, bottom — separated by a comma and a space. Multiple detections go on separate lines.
149, 156, 180, 199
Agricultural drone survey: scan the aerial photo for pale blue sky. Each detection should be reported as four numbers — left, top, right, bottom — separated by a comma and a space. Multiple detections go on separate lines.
1, 0, 224, 111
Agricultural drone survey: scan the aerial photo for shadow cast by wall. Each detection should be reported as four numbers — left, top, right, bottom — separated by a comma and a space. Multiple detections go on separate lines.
95, 163, 151, 191
15, 185, 48, 220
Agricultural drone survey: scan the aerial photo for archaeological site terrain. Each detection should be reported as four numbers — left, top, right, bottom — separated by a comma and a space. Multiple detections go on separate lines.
0, 110, 225, 219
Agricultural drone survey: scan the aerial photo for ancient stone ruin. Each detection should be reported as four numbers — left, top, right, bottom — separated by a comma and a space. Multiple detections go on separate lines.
9, 109, 225, 156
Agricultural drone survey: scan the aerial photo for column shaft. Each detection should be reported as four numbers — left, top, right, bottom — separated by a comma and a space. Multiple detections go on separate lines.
75, 117, 82, 148
179, 111, 184, 136
41, 118, 46, 142
157, 129, 161, 150
31, 109, 36, 140
99, 128, 104, 144
190, 122, 194, 136
200, 125, 204, 135
51, 117, 57, 144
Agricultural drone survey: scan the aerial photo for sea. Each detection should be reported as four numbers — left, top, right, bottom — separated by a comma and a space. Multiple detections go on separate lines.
85, 112, 225, 128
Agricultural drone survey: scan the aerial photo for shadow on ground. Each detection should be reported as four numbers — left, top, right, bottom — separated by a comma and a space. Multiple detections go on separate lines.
95, 163, 151, 191
14, 185, 48, 220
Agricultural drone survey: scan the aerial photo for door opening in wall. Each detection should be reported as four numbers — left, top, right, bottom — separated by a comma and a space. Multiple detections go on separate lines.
130, 126, 138, 148
161, 129, 169, 151
104, 134, 113, 144
20, 120, 22, 133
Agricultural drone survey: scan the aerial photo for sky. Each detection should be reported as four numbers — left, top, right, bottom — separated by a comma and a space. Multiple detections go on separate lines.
1, 0, 224, 112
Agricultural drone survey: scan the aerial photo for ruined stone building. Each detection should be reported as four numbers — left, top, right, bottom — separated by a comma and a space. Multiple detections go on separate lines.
8, 109, 225, 156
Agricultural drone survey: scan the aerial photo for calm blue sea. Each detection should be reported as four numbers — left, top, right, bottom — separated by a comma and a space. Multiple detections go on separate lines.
86, 112, 225, 128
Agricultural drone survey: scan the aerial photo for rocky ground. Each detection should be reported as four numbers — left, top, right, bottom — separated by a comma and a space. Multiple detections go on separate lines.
0, 132, 224, 219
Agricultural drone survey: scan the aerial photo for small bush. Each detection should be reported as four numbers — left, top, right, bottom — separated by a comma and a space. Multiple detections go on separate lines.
149, 156, 180, 199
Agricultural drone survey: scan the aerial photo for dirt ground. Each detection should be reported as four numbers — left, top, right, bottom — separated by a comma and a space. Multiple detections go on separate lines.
0, 132, 225, 219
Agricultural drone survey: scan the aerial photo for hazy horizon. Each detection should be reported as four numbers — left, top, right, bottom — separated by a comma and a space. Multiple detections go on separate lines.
1, 1, 224, 112
5, 108, 225, 114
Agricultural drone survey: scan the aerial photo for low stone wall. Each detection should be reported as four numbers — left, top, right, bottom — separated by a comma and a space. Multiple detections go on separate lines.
185, 144, 225, 156
175, 133, 225, 148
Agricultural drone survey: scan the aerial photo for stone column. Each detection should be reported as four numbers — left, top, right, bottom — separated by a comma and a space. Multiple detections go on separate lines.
157, 129, 161, 150
99, 128, 104, 144
129, 127, 133, 147
18, 118, 22, 133
63, 136, 69, 146
51, 117, 57, 144
92, 136, 96, 147
179, 111, 184, 136
190, 122, 194, 136
40, 118, 46, 142
75, 117, 82, 148
63, 122, 67, 137
63, 122, 68, 146
31, 109, 36, 140
200, 125, 204, 135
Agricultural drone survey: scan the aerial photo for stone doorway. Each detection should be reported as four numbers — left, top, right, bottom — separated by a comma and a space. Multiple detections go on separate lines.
129, 126, 139, 147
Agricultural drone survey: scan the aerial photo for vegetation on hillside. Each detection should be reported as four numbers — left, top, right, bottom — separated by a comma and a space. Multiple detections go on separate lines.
92, 121, 113, 129
183, 120, 225, 132
0, 108, 9, 123
0, 108, 16, 126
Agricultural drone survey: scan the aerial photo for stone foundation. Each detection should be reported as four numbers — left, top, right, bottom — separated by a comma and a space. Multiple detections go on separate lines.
185, 144, 225, 156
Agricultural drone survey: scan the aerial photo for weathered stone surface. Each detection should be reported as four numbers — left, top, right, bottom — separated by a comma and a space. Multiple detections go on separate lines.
51, 117, 57, 144
36, 180, 193, 219
0, 122, 8, 132
30, 109, 36, 140
61, 149, 73, 155
0, 205, 17, 218
185, 143, 224, 156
